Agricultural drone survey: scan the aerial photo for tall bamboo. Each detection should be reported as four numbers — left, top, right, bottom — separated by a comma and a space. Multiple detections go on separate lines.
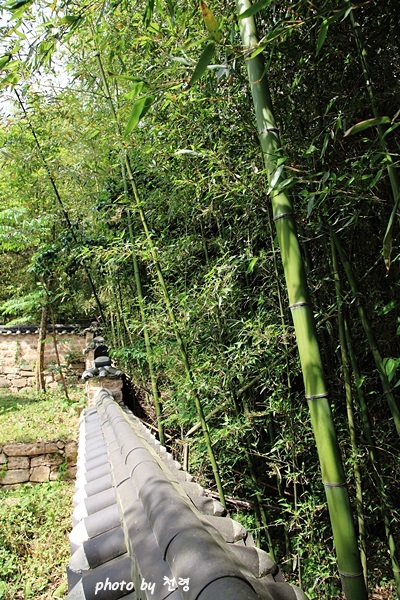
344, 319, 400, 597
94, 49, 225, 506
119, 154, 165, 445
127, 209, 165, 446
332, 230, 400, 436
331, 235, 367, 585
36, 304, 47, 392
236, 2, 367, 598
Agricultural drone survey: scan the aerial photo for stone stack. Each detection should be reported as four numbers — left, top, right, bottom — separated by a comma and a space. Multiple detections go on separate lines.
0, 326, 87, 393
0, 440, 78, 487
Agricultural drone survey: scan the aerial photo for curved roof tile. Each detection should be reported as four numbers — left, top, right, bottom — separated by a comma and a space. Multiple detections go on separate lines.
67, 389, 308, 600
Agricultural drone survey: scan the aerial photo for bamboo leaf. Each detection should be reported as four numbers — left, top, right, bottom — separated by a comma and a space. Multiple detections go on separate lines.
307, 195, 315, 217
383, 357, 400, 382
58, 15, 81, 24
143, 0, 155, 27
125, 81, 146, 99
316, 21, 328, 55
238, 0, 273, 19
0, 71, 20, 88
0, 54, 12, 70
125, 95, 154, 134
246, 256, 259, 273
248, 26, 291, 57
4, 0, 34, 19
344, 116, 391, 137
189, 42, 215, 87
200, 1, 221, 41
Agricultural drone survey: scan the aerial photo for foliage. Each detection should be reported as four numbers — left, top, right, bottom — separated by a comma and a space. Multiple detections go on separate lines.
0, 389, 85, 444
0, 0, 399, 597
0, 481, 73, 600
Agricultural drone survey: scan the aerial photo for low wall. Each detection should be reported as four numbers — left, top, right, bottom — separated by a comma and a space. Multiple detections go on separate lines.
0, 440, 78, 487
0, 326, 87, 393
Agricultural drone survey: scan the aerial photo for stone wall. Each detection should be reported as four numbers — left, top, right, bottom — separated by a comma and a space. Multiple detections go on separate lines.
0, 329, 87, 393
86, 378, 123, 406
0, 440, 78, 487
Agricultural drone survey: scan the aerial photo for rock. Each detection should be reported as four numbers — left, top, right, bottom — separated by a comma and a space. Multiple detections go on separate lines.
0, 378, 11, 388
31, 453, 63, 467
3, 442, 57, 456
56, 441, 65, 449
2, 366, 16, 375
7, 456, 30, 469
20, 369, 34, 376
45, 442, 59, 453
1, 469, 30, 484
65, 441, 78, 464
66, 466, 77, 479
30, 466, 50, 482
0, 453, 7, 465
49, 468, 60, 481
13, 378, 27, 388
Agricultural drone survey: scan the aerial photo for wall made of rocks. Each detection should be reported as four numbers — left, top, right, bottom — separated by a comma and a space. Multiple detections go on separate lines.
0, 440, 78, 487
0, 331, 86, 393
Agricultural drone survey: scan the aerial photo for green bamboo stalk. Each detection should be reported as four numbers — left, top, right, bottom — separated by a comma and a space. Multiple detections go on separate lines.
344, 318, 400, 597
267, 213, 297, 570
236, 3, 367, 598
331, 234, 367, 586
127, 209, 165, 446
332, 230, 400, 436
230, 385, 275, 555
94, 50, 225, 506
36, 304, 47, 393
119, 152, 164, 443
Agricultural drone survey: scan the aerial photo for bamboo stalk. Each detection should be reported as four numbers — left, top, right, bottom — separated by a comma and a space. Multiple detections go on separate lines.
344, 318, 400, 598
36, 304, 47, 393
332, 230, 400, 436
331, 234, 367, 586
267, 200, 294, 564
236, 2, 367, 598
49, 305, 70, 401
94, 49, 226, 507
127, 209, 165, 446
118, 149, 165, 444
231, 389, 275, 557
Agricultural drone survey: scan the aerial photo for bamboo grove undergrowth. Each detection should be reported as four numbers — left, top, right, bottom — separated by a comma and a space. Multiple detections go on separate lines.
0, 0, 399, 598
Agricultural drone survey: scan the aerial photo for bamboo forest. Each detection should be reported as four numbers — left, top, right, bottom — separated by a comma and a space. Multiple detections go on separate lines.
0, 0, 399, 598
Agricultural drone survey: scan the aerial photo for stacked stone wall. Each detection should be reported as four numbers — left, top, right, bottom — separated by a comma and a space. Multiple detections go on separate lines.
0, 332, 86, 393
0, 440, 78, 487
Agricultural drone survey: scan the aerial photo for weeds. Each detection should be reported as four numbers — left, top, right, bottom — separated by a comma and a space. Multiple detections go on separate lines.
0, 481, 73, 599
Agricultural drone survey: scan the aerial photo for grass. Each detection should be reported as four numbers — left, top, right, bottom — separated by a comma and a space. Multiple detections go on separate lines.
0, 388, 84, 599
0, 388, 86, 445
0, 481, 73, 600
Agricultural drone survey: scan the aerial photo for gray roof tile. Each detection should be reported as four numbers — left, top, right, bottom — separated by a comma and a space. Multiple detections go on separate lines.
67, 390, 308, 600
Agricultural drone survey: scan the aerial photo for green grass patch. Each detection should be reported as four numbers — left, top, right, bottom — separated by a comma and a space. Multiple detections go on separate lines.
0, 389, 85, 444
0, 481, 73, 599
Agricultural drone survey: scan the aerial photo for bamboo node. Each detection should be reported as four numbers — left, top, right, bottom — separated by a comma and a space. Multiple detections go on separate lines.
322, 481, 347, 488
338, 570, 365, 578
306, 392, 329, 400
289, 301, 310, 310
273, 212, 294, 222
260, 126, 279, 136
